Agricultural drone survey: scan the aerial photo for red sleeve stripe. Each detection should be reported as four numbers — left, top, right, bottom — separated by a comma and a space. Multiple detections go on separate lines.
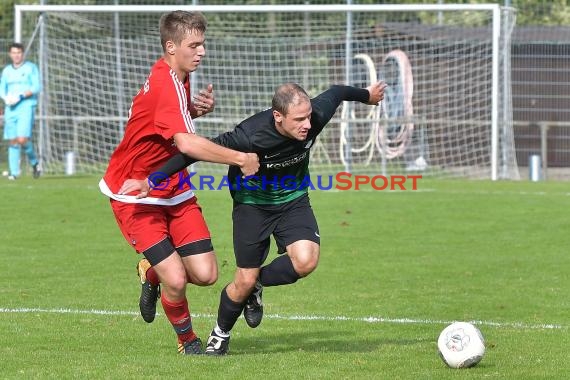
170, 69, 195, 134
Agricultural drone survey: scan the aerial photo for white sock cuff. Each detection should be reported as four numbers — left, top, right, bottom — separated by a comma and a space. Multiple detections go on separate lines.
214, 324, 230, 338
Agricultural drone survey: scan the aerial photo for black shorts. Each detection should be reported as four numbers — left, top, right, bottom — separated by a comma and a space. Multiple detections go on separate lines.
232, 194, 320, 268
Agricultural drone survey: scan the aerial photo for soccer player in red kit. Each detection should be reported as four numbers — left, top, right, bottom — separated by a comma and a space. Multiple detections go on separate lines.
99, 10, 258, 355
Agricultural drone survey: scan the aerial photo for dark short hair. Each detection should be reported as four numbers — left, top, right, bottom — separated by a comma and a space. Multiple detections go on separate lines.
159, 11, 207, 51
272, 83, 310, 115
9, 42, 24, 51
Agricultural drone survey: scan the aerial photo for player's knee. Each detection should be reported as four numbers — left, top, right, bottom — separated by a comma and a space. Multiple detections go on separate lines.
201, 272, 218, 285
292, 250, 320, 277
163, 273, 188, 295
234, 272, 258, 293
180, 247, 218, 286
189, 268, 218, 286
295, 260, 318, 277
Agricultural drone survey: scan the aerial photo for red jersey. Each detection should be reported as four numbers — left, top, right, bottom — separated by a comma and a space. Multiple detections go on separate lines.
99, 58, 195, 205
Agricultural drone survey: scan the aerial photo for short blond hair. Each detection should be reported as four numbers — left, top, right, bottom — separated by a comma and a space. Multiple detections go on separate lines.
159, 11, 207, 51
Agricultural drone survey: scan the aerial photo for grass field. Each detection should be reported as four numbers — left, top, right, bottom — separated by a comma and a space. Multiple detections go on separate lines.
0, 175, 568, 379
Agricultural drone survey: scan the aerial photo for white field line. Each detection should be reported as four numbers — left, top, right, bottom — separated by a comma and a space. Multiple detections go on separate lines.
0, 307, 564, 330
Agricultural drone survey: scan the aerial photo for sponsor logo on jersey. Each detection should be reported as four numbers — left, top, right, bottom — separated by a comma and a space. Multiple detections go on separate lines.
266, 151, 308, 169
264, 152, 281, 159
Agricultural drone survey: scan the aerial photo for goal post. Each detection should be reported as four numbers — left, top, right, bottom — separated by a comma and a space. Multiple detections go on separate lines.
14, 3, 518, 180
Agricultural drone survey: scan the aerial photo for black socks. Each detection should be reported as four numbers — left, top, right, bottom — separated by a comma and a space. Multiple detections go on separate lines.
259, 255, 300, 287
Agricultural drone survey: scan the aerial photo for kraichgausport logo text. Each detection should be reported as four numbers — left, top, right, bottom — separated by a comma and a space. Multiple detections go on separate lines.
147, 172, 422, 191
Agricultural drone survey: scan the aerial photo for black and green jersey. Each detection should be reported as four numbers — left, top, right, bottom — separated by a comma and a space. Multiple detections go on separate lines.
213, 108, 315, 205
158, 85, 370, 205
217, 85, 368, 205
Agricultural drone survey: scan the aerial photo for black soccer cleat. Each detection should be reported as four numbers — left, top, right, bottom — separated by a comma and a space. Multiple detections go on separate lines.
204, 331, 230, 356
178, 337, 203, 355
32, 163, 41, 179
137, 258, 160, 323
243, 282, 263, 328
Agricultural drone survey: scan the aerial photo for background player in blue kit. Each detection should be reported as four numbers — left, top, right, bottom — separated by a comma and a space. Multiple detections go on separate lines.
0, 42, 42, 180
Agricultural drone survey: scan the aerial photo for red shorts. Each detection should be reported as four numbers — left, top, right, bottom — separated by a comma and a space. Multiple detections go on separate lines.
110, 196, 211, 254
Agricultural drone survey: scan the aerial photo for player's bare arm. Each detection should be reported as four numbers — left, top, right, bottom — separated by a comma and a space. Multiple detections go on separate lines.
190, 83, 215, 118
119, 133, 257, 197
366, 81, 387, 105
174, 132, 259, 176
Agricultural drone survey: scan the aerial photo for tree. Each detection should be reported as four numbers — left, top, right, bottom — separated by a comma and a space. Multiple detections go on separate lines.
1, 0, 568, 40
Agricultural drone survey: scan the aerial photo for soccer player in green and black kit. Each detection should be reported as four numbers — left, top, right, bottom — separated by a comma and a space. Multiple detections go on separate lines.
120, 81, 386, 355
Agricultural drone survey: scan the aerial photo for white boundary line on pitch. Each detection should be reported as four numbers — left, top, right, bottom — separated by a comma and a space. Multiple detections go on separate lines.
0, 307, 564, 330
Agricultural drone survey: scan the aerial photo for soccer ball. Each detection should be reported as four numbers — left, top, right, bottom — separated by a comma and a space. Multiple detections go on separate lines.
437, 322, 485, 368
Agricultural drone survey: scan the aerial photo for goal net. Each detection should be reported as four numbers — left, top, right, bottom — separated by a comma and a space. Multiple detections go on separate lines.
15, 4, 518, 180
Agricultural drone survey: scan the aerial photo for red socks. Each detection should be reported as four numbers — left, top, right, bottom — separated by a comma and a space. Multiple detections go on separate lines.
161, 295, 196, 344
145, 266, 160, 286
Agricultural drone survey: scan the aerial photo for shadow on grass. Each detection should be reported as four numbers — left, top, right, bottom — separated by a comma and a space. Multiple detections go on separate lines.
231, 329, 432, 355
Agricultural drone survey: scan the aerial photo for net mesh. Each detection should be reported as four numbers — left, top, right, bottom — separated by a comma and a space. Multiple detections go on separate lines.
18, 6, 518, 179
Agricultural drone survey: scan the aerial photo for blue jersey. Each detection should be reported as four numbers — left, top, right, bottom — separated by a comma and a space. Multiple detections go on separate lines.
0, 61, 41, 108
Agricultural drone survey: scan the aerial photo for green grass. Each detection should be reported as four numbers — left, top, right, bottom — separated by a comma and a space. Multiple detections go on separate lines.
0, 176, 568, 379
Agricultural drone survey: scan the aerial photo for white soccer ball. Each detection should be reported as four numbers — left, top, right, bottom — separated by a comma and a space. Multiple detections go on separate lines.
437, 321, 485, 368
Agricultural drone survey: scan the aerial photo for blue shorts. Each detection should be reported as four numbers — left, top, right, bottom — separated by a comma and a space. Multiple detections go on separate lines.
3, 103, 36, 140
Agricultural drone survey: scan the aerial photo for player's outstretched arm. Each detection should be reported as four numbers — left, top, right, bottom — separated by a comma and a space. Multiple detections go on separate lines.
155, 125, 251, 178
174, 131, 257, 175
309, 82, 386, 135
118, 133, 257, 198
119, 125, 254, 198
118, 153, 193, 197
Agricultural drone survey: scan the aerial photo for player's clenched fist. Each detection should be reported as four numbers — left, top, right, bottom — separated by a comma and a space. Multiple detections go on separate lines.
239, 153, 259, 177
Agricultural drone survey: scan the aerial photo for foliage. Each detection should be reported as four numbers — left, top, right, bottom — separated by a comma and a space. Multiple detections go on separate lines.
0, 0, 568, 38
513, 0, 570, 25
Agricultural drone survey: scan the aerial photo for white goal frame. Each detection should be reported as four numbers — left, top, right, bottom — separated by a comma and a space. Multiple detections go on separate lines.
14, 3, 511, 180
